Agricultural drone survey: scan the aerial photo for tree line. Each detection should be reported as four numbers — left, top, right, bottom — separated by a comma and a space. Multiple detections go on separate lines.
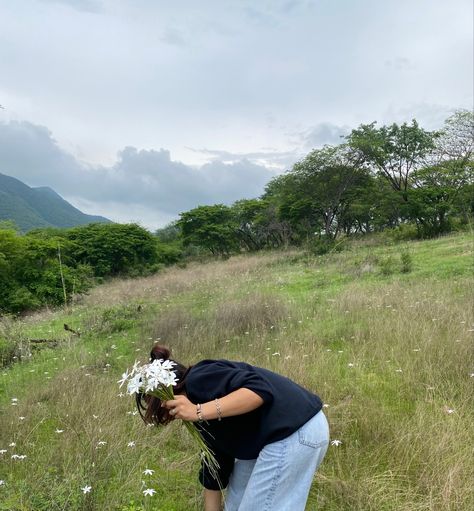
0, 110, 472, 314
173, 110, 473, 255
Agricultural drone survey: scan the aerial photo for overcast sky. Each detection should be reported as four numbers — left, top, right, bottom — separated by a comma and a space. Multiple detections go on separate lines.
0, 0, 472, 230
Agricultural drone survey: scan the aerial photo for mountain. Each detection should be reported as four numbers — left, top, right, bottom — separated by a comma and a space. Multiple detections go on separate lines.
0, 172, 112, 232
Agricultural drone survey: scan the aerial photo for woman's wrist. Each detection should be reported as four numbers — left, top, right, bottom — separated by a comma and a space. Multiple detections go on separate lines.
200, 400, 221, 421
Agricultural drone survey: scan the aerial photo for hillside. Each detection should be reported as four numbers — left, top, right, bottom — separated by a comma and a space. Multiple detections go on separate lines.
0, 231, 473, 510
0, 172, 111, 232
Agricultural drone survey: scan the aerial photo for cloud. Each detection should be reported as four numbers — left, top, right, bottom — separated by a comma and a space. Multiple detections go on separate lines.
293, 123, 351, 150
39, 0, 102, 13
0, 120, 277, 229
188, 147, 299, 170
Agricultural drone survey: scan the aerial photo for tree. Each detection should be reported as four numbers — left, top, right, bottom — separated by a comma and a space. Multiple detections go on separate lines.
347, 120, 437, 201
266, 145, 369, 240
65, 223, 158, 276
178, 205, 238, 256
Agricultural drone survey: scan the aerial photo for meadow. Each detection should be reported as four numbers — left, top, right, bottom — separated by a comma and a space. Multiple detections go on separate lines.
0, 231, 473, 511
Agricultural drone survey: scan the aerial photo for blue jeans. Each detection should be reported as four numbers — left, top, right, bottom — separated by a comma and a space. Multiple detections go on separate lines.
224, 410, 329, 511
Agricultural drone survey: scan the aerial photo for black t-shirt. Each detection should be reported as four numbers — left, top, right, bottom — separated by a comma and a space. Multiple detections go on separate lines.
184, 359, 323, 490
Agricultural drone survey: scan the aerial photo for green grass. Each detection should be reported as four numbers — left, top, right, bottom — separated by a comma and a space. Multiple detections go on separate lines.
1, 231, 473, 510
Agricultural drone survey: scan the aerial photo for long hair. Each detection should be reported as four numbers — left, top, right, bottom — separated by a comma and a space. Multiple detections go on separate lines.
135, 345, 191, 426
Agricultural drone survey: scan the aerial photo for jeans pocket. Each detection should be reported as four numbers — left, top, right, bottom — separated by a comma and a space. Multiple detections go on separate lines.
297, 413, 329, 449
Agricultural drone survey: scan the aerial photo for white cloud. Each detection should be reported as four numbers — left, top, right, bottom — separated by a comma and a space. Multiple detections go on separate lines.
0, 121, 277, 230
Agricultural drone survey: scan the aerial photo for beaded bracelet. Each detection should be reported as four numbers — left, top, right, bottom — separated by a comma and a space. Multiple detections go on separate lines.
214, 398, 222, 421
196, 403, 204, 423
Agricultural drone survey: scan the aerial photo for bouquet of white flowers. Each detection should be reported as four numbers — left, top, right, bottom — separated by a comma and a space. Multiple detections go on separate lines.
118, 359, 220, 484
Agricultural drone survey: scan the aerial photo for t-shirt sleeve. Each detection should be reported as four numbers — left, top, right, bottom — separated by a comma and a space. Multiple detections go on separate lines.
189, 360, 274, 405
198, 447, 235, 490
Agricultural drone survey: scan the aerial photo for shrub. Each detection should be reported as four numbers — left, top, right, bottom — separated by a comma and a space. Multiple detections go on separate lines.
387, 223, 419, 242
379, 255, 396, 276
400, 249, 413, 273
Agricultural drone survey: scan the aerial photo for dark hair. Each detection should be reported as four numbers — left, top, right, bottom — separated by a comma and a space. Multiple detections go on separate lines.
135, 345, 190, 426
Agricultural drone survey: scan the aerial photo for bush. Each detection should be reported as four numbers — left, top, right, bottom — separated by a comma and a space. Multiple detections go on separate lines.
400, 249, 413, 273
387, 223, 419, 242
379, 255, 396, 276
307, 236, 346, 256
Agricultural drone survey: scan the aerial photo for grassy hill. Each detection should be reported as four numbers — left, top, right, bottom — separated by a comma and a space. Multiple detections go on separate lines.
0, 172, 111, 232
0, 231, 473, 510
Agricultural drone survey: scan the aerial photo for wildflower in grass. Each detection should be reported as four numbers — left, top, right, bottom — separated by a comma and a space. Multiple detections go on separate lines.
143, 469, 154, 475
127, 441, 136, 448
55, 429, 64, 434
81, 485, 92, 494
9, 442, 15, 447
143, 488, 156, 496
445, 408, 455, 414
331, 440, 342, 446
348, 363, 354, 367
0, 480, 5, 486
11, 454, 27, 460
0, 450, 7, 454
96, 441, 107, 448
19, 416, 25, 420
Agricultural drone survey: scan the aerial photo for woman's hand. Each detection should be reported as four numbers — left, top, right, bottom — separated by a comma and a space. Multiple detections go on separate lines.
162, 395, 198, 421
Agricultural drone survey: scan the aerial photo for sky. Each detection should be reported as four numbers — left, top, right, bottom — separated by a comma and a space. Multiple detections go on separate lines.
0, 0, 472, 231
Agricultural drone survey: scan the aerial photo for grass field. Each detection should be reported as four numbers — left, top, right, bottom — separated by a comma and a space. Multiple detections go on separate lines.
0, 231, 473, 510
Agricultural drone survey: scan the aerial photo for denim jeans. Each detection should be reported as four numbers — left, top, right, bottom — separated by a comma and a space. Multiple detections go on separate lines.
224, 410, 329, 511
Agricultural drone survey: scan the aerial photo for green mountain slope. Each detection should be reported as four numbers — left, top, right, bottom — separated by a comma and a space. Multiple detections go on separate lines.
0, 171, 112, 231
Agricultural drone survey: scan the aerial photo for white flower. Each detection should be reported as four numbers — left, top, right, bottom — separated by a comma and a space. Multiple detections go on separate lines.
127, 441, 136, 448
0, 449, 7, 454
9, 442, 16, 447
446, 408, 455, 414
348, 363, 354, 367
19, 416, 26, 421
92, 415, 99, 420
143, 469, 155, 476
55, 429, 64, 434
96, 441, 107, 448
322, 404, 330, 408
117, 369, 130, 388
0, 480, 5, 486
11, 398, 18, 402
11, 454, 27, 460
81, 485, 92, 494
331, 440, 342, 446
271, 352, 280, 356
127, 373, 142, 395
143, 488, 156, 496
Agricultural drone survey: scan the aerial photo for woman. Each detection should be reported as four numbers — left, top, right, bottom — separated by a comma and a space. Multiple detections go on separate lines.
136, 345, 329, 511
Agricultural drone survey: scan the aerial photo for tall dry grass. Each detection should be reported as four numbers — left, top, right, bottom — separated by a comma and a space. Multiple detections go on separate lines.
1, 235, 472, 510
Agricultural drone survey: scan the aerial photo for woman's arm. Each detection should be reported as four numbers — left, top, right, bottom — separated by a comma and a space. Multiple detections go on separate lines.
204, 489, 222, 511
163, 388, 264, 421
